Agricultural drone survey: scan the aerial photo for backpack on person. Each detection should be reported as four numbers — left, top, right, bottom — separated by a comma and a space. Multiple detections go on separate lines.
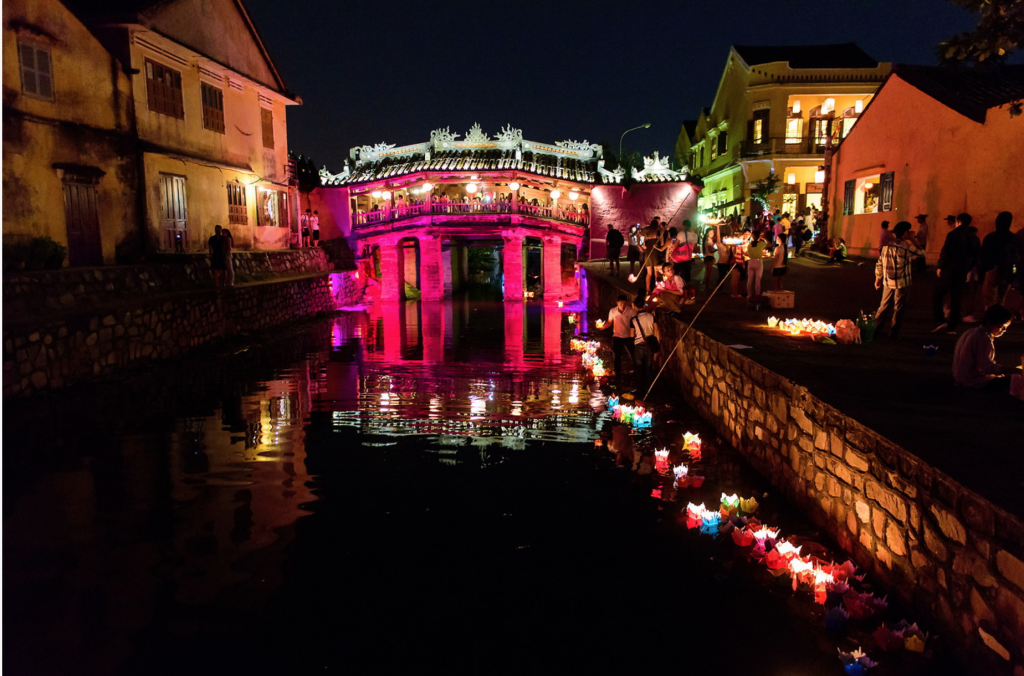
672, 240, 693, 262
632, 313, 660, 353
606, 228, 624, 250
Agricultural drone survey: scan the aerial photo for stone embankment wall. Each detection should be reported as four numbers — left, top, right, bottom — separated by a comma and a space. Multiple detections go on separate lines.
4, 248, 332, 318
4, 257, 364, 398
588, 275, 1024, 676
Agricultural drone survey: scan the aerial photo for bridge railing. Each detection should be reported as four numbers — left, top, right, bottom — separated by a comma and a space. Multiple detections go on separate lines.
353, 202, 588, 227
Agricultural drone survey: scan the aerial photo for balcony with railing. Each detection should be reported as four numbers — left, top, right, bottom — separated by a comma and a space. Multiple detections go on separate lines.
740, 137, 830, 158
352, 201, 589, 228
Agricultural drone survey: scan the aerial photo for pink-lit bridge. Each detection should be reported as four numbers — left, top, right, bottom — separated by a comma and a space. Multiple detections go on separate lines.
318, 124, 702, 301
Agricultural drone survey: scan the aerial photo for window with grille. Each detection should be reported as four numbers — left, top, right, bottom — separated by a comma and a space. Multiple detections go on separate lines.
261, 108, 274, 149
18, 42, 54, 100
201, 82, 225, 133
146, 59, 184, 119
227, 182, 247, 225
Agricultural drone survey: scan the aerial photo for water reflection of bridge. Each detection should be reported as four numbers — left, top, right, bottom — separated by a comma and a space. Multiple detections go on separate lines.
319, 301, 601, 444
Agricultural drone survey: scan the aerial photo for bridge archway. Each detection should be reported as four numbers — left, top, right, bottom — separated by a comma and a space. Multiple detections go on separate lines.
398, 237, 420, 299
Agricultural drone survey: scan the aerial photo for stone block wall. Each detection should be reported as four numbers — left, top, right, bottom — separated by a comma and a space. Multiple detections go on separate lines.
588, 273, 1024, 676
4, 249, 332, 319
4, 269, 365, 398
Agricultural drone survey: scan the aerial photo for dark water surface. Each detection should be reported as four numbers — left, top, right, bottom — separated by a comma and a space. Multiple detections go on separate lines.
3, 299, 960, 675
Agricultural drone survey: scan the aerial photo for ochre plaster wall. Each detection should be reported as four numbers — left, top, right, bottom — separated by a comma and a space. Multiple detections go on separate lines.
829, 76, 1024, 260
2, 0, 138, 264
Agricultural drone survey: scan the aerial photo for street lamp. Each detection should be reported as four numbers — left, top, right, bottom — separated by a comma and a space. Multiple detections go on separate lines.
618, 123, 651, 167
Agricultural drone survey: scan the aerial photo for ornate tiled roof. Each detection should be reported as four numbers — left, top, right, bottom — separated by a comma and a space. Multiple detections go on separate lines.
319, 123, 695, 188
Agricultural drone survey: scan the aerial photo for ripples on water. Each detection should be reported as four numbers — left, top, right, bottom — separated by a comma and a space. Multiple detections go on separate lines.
3, 300, 605, 675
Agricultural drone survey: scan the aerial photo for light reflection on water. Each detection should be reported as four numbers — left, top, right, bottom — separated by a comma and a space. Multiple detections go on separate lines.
3, 299, 600, 675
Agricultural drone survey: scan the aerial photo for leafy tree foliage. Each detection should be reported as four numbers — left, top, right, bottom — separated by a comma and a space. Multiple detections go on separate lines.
939, 0, 1024, 64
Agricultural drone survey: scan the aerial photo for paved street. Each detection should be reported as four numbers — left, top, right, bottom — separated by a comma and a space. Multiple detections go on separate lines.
586, 254, 1024, 518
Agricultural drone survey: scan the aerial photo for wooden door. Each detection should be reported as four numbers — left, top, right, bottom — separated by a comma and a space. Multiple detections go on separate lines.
63, 181, 102, 266
160, 174, 188, 250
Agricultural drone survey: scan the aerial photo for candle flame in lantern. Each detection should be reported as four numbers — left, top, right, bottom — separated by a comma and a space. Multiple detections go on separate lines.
752, 525, 781, 541
774, 541, 802, 559
627, 274, 637, 283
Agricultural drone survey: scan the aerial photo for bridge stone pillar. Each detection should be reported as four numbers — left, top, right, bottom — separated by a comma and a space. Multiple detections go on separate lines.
421, 301, 444, 363
502, 233, 524, 301
542, 234, 563, 302
379, 240, 403, 301
419, 234, 444, 301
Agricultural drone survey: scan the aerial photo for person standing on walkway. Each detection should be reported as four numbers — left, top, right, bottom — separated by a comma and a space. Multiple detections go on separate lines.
630, 296, 659, 394
642, 217, 667, 295
952, 304, 1014, 389
874, 221, 919, 339
770, 231, 789, 291
673, 219, 698, 283
933, 213, 979, 333
605, 225, 624, 276
746, 230, 769, 301
980, 211, 1017, 309
208, 225, 228, 287
626, 225, 642, 277
915, 214, 930, 251
877, 220, 895, 256
605, 294, 637, 382
702, 225, 717, 292
311, 211, 321, 246
301, 209, 311, 247
222, 227, 235, 287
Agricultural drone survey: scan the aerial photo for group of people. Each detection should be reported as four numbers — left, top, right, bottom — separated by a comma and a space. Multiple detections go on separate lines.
603, 293, 660, 393
300, 209, 321, 247
871, 211, 1021, 390
605, 212, 804, 309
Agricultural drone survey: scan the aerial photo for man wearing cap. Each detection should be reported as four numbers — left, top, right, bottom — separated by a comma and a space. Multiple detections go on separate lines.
933, 213, 979, 333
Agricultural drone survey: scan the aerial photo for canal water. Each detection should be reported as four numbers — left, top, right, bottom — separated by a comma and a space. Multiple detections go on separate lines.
3, 299, 961, 675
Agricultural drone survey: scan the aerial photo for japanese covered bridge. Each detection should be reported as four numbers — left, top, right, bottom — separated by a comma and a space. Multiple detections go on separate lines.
318, 124, 703, 302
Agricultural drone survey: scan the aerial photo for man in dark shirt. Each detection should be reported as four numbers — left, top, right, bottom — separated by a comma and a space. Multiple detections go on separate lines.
933, 213, 979, 333
208, 225, 228, 287
980, 211, 1017, 308
605, 225, 624, 276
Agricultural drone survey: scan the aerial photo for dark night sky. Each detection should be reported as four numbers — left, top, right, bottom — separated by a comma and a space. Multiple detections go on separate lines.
243, 0, 995, 171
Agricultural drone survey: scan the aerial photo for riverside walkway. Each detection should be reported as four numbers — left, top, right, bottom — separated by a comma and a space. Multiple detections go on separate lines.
584, 255, 1024, 518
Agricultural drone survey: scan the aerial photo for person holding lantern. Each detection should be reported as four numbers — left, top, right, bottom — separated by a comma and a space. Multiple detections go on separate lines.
652, 263, 686, 315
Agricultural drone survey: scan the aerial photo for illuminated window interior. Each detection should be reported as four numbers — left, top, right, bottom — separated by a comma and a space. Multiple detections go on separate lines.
856, 175, 880, 215
753, 119, 763, 144
785, 116, 803, 144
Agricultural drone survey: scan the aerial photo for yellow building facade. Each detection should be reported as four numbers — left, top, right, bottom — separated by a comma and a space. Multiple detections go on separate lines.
2, 0, 301, 267
3, 0, 139, 266
681, 44, 890, 220
76, 0, 302, 253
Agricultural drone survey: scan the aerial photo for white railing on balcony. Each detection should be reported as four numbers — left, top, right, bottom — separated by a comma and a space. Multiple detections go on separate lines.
352, 202, 589, 227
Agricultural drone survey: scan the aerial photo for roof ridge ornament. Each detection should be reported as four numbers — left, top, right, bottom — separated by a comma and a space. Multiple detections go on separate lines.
555, 139, 601, 155
319, 162, 351, 186
464, 122, 490, 144
430, 126, 460, 148
631, 151, 689, 181
494, 124, 523, 143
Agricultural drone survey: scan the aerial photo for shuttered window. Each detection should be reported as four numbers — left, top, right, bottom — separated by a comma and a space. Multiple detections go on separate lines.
18, 42, 54, 101
843, 180, 855, 216
227, 183, 247, 225
717, 131, 728, 157
146, 59, 184, 119
201, 82, 225, 134
261, 108, 274, 149
879, 171, 894, 212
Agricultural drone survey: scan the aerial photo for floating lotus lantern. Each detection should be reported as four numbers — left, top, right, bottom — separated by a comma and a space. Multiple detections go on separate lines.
871, 624, 906, 652
825, 605, 850, 632
686, 502, 706, 520
683, 432, 702, 456
654, 448, 670, 475
594, 319, 606, 329
627, 274, 638, 283
773, 541, 802, 560
720, 493, 740, 515
731, 527, 755, 547
738, 496, 759, 514
813, 566, 835, 604
776, 317, 837, 337
673, 464, 689, 486
902, 623, 928, 653
633, 409, 653, 428
752, 525, 781, 542
607, 395, 619, 409
837, 648, 878, 676
767, 316, 779, 328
